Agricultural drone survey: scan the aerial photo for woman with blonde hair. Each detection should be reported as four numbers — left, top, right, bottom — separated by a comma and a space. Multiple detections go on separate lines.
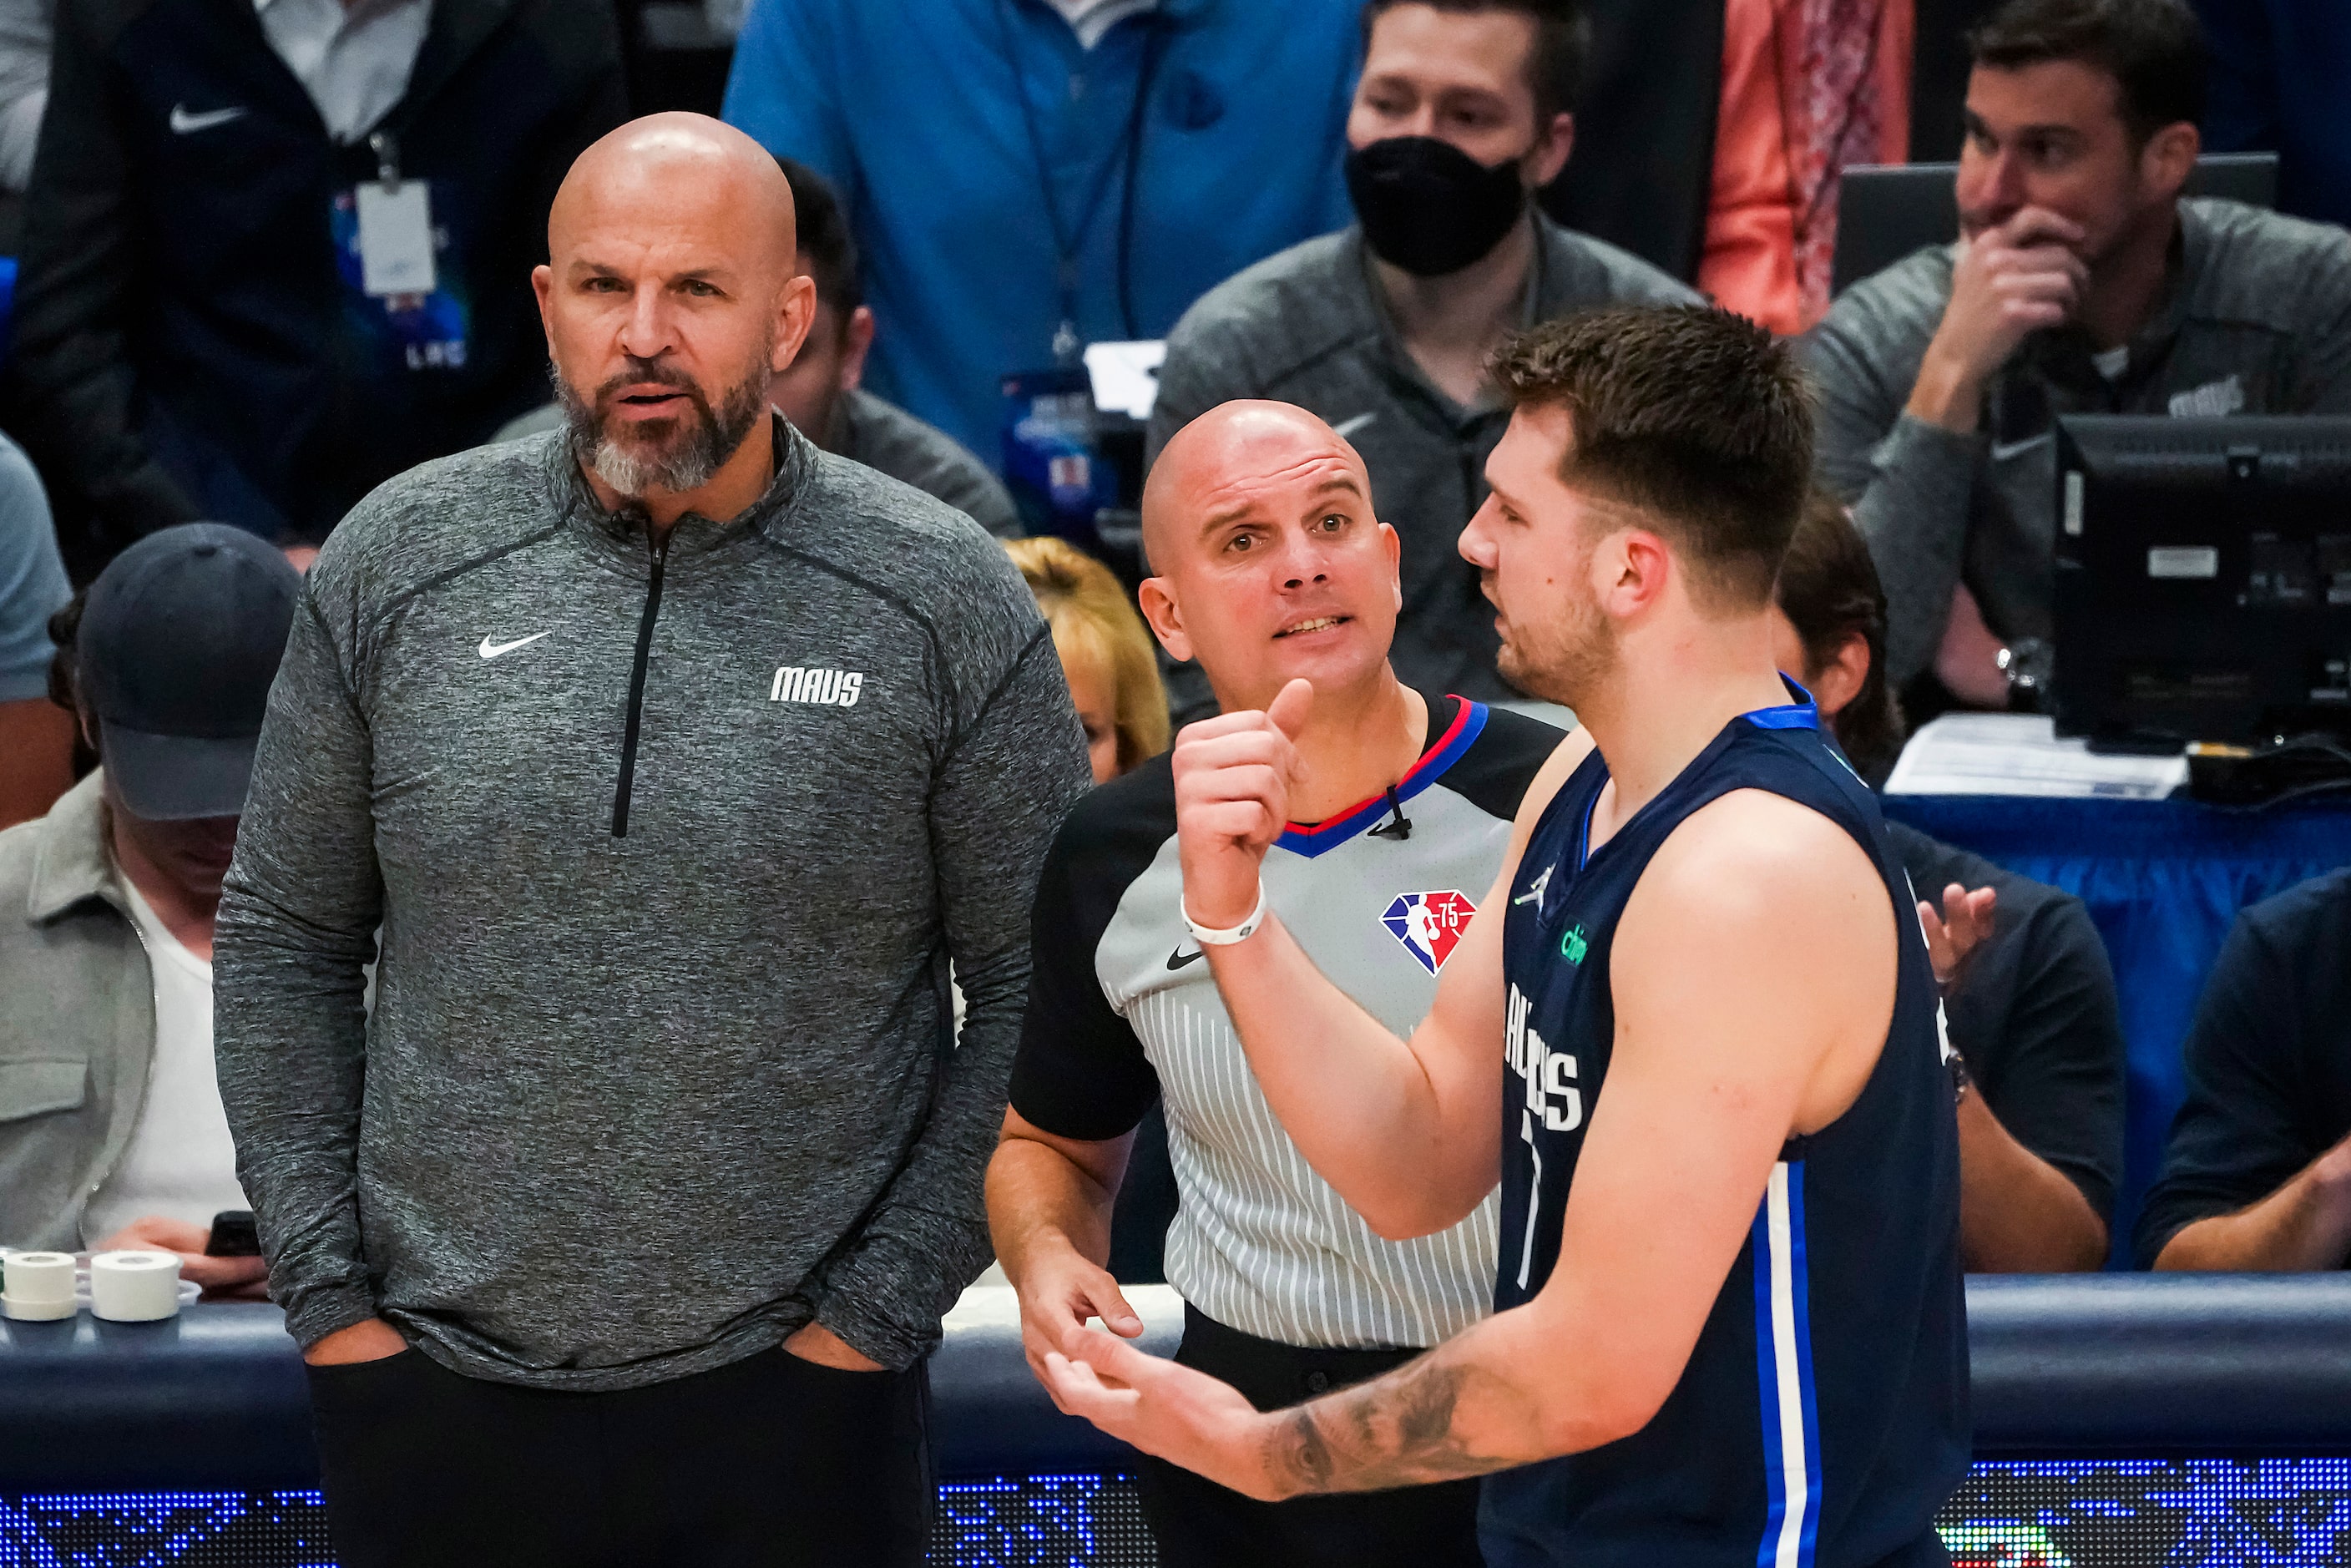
1004, 537, 1169, 784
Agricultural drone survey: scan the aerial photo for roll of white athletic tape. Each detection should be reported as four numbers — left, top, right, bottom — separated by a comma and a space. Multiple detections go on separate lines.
90, 1250, 183, 1323
2, 1250, 78, 1319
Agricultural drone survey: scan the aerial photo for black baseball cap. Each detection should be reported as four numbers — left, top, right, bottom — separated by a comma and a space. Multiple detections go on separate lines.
79, 524, 301, 821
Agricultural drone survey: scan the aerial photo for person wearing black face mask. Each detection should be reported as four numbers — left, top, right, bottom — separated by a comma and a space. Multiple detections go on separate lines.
1149, 0, 1696, 724
1347, 133, 1538, 279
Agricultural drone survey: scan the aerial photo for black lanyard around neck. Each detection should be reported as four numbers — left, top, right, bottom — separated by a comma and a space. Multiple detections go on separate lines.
991, 0, 1172, 359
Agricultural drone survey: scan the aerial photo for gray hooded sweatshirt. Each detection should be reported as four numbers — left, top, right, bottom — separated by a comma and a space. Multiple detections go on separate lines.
213, 419, 1088, 1389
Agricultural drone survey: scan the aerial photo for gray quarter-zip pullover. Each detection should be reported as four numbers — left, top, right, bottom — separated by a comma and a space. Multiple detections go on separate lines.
213, 418, 1090, 1388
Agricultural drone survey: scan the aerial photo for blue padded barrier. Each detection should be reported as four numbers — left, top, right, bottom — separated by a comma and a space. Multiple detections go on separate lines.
8, 1278, 2351, 1494
1967, 1274, 2351, 1454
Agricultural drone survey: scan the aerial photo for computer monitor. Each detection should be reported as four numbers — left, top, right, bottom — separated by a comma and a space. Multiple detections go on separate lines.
2052, 415, 2351, 747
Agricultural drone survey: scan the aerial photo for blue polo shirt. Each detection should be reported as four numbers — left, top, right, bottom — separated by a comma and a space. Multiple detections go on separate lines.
723, 0, 1358, 468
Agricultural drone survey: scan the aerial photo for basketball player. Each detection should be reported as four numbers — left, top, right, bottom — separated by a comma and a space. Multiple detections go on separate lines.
990, 401, 1561, 1565
1040, 306, 1969, 1566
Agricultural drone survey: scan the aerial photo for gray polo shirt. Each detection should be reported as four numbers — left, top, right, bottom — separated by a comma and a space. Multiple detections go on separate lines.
1149, 215, 1698, 706
1803, 198, 2351, 688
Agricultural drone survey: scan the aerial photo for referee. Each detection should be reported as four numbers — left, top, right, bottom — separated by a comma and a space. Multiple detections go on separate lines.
214, 116, 1089, 1567
988, 402, 1564, 1567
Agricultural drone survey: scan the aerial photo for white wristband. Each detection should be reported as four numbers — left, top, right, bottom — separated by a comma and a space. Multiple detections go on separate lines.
1181, 881, 1269, 947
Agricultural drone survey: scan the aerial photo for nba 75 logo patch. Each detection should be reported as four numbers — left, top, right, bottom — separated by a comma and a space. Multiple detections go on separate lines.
1383, 891, 1478, 974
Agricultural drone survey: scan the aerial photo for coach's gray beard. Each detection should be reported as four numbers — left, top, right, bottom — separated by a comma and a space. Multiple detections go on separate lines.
557, 358, 772, 501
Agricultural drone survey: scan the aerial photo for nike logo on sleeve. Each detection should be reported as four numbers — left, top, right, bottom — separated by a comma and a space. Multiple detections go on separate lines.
1165, 947, 1205, 970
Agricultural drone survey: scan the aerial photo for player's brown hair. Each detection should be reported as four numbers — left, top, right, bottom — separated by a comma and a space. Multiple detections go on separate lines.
1488, 305, 1815, 609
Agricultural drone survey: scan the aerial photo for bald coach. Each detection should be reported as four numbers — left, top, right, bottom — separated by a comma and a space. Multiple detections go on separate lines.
213, 113, 1091, 1567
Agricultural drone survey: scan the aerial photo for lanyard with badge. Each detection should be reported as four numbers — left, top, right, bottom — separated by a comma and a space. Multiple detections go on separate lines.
328, 130, 470, 371
992, 0, 1169, 540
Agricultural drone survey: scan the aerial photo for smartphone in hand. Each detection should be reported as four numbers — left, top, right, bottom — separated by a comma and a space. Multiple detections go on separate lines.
205, 1211, 261, 1257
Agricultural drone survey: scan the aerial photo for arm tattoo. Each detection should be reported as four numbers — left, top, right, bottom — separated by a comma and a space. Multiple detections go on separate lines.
1277, 1406, 1336, 1491
1267, 1353, 1519, 1495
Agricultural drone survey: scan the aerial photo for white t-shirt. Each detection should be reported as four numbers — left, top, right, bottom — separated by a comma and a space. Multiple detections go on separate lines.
252, 0, 431, 145
1041, 0, 1157, 49
80, 877, 249, 1247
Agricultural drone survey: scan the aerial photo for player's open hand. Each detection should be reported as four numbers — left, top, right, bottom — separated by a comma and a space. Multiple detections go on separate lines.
1918, 882, 1997, 991
1012, 1242, 1144, 1389
1171, 677, 1315, 929
1043, 1329, 1288, 1501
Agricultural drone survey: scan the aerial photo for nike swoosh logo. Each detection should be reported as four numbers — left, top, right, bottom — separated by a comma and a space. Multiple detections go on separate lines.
478, 631, 553, 660
1165, 948, 1205, 971
169, 104, 248, 134
1989, 432, 2052, 463
1332, 412, 1378, 439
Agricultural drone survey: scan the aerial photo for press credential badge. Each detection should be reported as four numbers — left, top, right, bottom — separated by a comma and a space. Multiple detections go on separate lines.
355, 179, 437, 297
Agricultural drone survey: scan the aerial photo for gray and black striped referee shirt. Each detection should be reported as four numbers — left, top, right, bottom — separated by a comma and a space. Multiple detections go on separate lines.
1011, 695, 1563, 1349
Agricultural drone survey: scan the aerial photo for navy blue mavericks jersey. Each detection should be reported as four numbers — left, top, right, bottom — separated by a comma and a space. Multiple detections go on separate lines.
1484, 687, 1969, 1568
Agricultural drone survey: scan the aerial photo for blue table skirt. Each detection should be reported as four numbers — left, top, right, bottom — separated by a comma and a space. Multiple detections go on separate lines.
1882, 796, 2351, 1266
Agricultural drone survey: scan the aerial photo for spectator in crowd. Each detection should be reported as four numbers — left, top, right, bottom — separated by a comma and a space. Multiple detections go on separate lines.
7, 0, 627, 580
1006, 534, 1168, 784
1804, 0, 2351, 714
503, 157, 1023, 537
2137, 867, 2351, 1270
993, 401, 1564, 1566
212, 115, 1089, 1568
2196, 0, 2351, 230
1149, 0, 1696, 716
0, 0, 48, 196
0, 523, 294, 1305
1545, 0, 2001, 321
723, 0, 1362, 468
1769, 494, 2123, 1270
0, 429, 71, 827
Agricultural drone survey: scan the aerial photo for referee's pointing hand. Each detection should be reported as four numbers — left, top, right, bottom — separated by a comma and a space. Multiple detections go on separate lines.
1172, 677, 1316, 931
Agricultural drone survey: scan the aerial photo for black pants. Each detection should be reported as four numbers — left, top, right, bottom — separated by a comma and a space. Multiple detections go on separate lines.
1135, 1306, 1485, 1567
306, 1340, 933, 1568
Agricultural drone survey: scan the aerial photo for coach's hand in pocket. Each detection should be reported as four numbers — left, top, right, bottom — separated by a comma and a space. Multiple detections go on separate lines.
784, 1321, 884, 1372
